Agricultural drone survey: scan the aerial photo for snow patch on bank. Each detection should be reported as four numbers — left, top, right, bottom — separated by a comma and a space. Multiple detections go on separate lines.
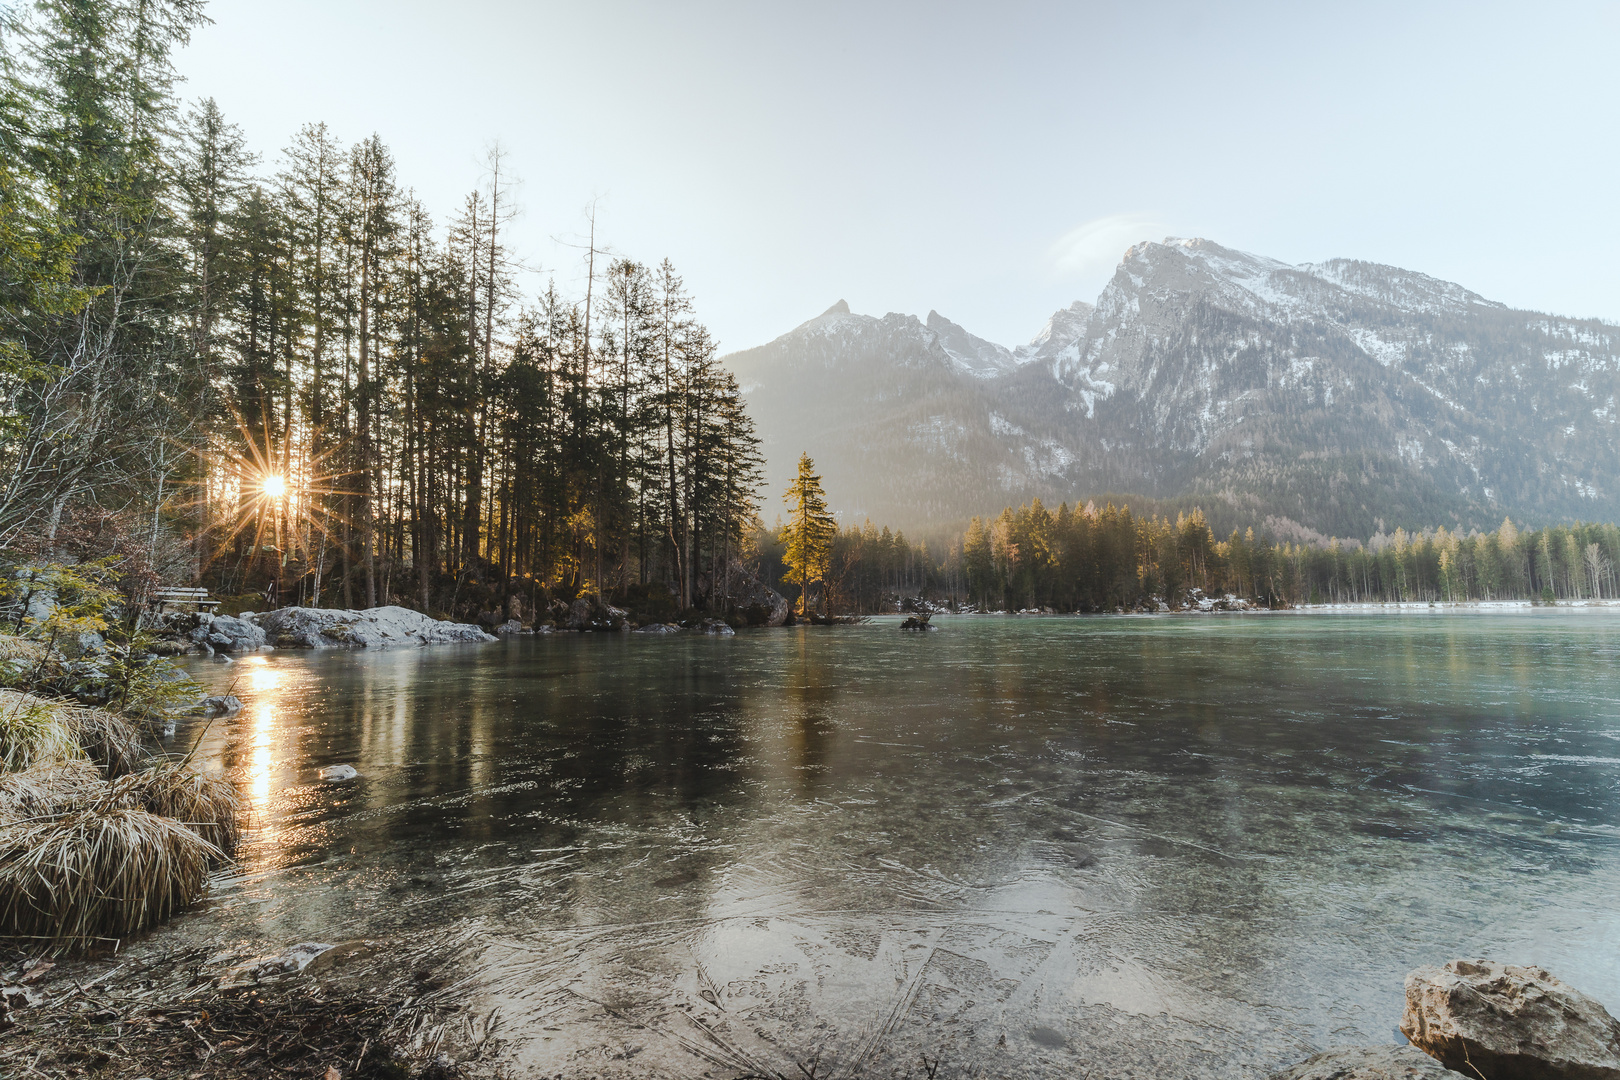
255, 605, 496, 649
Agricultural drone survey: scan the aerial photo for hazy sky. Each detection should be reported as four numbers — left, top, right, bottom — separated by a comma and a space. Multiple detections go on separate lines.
175, 0, 1619, 353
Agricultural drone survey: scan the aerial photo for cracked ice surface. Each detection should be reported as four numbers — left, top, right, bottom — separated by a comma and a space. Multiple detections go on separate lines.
183, 613, 1620, 1078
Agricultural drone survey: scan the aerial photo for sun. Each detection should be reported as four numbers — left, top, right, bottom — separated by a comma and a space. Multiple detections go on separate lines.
261, 473, 287, 499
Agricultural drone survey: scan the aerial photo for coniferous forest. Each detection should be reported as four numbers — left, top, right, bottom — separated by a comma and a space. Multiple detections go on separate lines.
756, 507, 1620, 615
0, 1, 763, 623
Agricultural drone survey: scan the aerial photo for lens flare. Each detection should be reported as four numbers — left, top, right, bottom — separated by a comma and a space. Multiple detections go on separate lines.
261, 473, 287, 498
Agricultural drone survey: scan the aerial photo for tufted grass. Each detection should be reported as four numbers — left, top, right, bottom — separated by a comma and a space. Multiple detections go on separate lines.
0, 804, 219, 945
107, 761, 241, 857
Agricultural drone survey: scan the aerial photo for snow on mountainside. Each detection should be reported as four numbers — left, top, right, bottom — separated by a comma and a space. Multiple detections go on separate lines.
926, 310, 1015, 378
723, 240, 1620, 536
723, 300, 1087, 526
1063, 238, 1620, 531
1014, 300, 1095, 373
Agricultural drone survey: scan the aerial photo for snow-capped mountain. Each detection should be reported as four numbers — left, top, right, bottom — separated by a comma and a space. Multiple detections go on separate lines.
724, 240, 1620, 536
1014, 299, 1095, 370
723, 301, 1089, 526
925, 310, 1015, 378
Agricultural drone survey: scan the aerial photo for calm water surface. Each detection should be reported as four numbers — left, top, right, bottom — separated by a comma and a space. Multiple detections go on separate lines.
182, 612, 1620, 1078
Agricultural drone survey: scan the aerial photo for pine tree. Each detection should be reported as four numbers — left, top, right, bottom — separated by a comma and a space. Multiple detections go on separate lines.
779, 453, 835, 617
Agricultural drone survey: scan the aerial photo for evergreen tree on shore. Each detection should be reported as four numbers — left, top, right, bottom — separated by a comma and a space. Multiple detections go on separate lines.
779, 453, 835, 617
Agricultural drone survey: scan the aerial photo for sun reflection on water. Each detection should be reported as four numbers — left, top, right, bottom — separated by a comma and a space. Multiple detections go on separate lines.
249, 703, 275, 807
235, 655, 285, 846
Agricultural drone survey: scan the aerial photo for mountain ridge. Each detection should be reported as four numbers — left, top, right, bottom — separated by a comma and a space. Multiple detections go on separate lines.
723, 238, 1620, 537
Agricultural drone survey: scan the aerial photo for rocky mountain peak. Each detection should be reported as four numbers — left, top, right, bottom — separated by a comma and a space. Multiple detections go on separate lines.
1014, 299, 1096, 373
926, 310, 1016, 379
723, 239, 1620, 535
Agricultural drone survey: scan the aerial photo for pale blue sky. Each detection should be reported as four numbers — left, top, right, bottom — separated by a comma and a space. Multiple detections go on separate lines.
175, 0, 1619, 352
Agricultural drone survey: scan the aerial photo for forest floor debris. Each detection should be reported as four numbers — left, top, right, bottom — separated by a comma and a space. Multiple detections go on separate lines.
0, 935, 500, 1079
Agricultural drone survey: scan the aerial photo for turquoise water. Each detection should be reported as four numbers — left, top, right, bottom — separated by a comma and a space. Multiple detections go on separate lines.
183, 611, 1620, 1077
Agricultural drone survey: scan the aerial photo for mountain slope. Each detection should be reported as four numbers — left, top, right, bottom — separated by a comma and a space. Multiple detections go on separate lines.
724, 302, 1087, 526
724, 241, 1620, 535
1064, 239, 1619, 533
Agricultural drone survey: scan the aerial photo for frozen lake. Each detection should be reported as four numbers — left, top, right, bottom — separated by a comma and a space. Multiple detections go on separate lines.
183, 611, 1620, 1077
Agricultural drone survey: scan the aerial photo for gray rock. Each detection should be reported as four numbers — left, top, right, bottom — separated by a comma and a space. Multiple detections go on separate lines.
725, 558, 790, 626
635, 623, 681, 634
1270, 1044, 1456, 1079
698, 618, 735, 636
318, 764, 358, 781
564, 595, 628, 631
495, 618, 528, 635
1402, 959, 1620, 1080
201, 694, 243, 717
256, 606, 495, 649
63, 630, 105, 657
200, 613, 266, 653
219, 941, 345, 987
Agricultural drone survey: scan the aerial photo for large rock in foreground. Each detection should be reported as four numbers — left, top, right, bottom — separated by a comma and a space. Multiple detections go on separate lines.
1401, 960, 1620, 1080
1270, 1045, 1456, 1079
256, 606, 495, 649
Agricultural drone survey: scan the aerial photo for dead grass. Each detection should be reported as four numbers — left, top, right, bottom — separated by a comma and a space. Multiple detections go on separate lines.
0, 804, 219, 945
0, 673, 242, 950
0, 690, 79, 771
64, 702, 145, 777
0, 757, 103, 819
0, 941, 480, 1078
0, 634, 51, 664
107, 761, 241, 855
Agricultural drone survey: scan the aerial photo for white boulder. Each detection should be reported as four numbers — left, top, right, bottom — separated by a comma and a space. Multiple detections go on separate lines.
257, 606, 495, 649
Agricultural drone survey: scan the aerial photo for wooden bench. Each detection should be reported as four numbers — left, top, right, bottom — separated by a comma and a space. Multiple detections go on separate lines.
151, 586, 220, 613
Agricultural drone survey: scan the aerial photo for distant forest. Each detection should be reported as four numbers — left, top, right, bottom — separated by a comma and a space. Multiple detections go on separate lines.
0, 1, 761, 619
755, 503, 1620, 613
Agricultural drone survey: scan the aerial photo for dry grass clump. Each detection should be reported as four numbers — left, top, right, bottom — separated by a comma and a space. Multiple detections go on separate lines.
0, 757, 103, 819
64, 702, 144, 777
0, 634, 51, 664
0, 690, 146, 776
0, 804, 219, 943
0, 690, 79, 771
0, 666, 242, 945
108, 761, 241, 856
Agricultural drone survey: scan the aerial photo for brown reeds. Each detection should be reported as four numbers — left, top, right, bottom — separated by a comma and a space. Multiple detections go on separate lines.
0, 665, 242, 947
0, 690, 79, 771
0, 805, 219, 943
0, 757, 103, 819
107, 761, 241, 855
64, 703, 145, 777
0, 634, 51, 665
